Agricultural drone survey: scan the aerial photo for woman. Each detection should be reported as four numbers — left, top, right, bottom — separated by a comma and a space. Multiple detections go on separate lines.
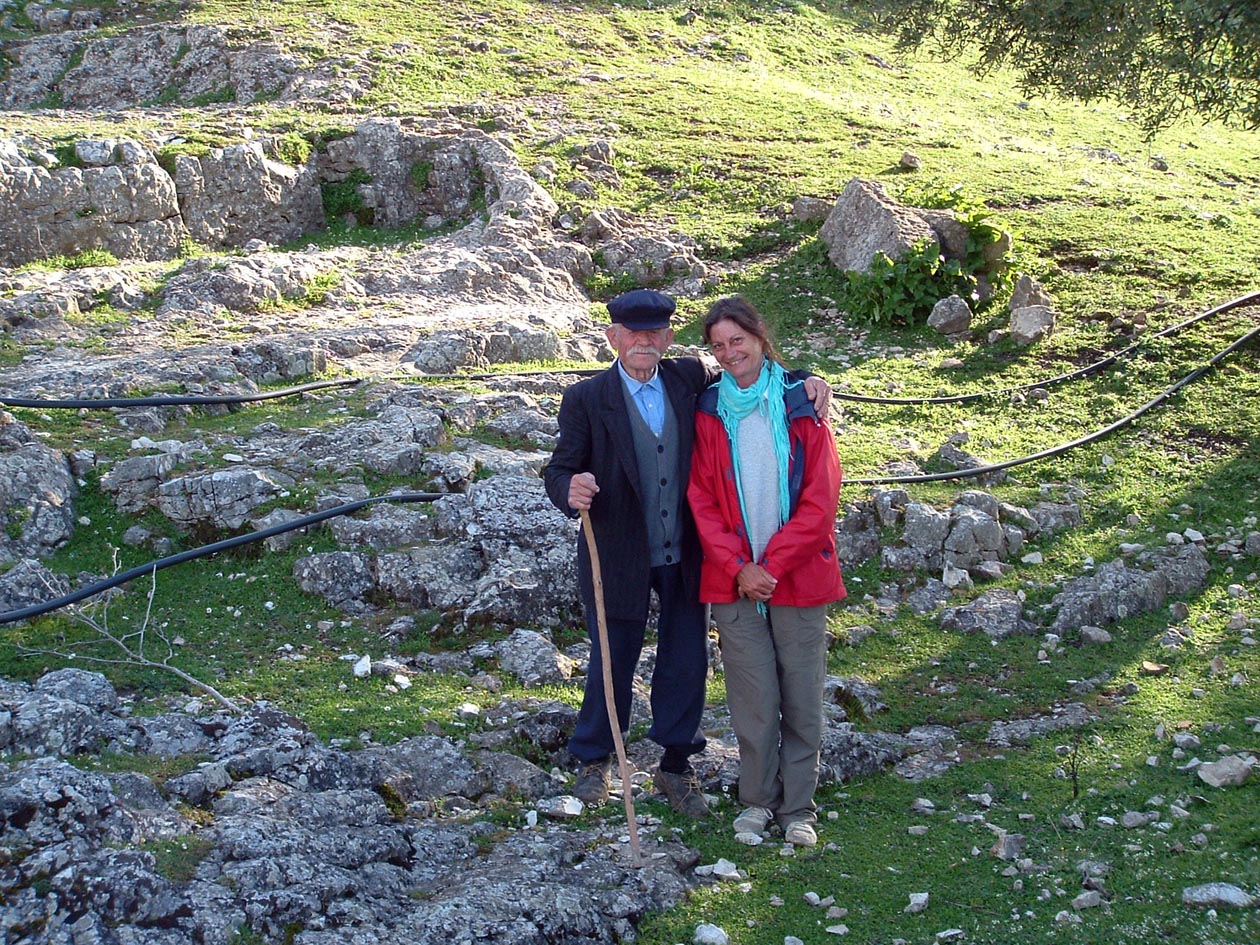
687, 296, 846, 846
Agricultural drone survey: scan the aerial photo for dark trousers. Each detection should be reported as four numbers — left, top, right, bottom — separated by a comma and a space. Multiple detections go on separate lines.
569, 563, 708, 763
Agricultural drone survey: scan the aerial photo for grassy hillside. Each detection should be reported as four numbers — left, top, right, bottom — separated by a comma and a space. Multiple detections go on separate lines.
2, 2, 1259, 944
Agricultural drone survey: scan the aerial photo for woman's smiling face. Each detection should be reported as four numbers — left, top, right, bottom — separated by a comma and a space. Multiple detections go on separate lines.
707, 317, 766, 388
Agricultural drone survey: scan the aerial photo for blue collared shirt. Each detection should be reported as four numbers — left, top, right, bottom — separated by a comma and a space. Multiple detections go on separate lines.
617, 361, 664, 437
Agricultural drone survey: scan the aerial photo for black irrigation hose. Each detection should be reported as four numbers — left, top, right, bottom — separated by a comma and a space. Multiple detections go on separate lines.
2, 294, 1255, 621
845, 319, 1260, 487
7, 320, 1252, 620
832, 289, 1260, 405
6, 294, 1255, 411
382, 368, 604, 382
387, 292, 1260, 405
0, 378, 363, 410
0, 492, 445, 626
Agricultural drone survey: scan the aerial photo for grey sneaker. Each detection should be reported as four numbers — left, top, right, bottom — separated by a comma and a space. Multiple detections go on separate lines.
573, 759, 611, 805
654, 765, 710, 818
784, 820, 817, 847
733, 806, 774, 835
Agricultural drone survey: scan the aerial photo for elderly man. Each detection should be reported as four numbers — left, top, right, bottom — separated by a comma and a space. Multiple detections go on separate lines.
543, 289, 829, 817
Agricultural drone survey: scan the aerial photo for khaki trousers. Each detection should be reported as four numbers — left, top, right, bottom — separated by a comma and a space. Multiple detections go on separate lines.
713, 599, 827, 825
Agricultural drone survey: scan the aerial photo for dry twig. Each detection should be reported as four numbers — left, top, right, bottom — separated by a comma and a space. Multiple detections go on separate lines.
16, 556, 241, 713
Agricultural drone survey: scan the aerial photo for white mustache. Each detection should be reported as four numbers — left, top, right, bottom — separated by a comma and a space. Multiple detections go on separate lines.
626, 346, 661, 357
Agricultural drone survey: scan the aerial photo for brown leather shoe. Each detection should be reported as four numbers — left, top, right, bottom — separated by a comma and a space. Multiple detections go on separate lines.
654, 764, 710, 818
573, 759, 611, 805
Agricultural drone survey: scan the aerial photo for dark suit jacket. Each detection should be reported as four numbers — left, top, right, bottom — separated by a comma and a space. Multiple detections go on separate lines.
543, 357, 717, 622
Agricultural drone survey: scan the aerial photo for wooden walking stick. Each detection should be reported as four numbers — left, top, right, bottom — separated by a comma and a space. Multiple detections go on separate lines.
579, 509, 644, 867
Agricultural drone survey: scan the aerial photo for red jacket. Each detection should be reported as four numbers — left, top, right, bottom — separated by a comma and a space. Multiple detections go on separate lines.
687, 383, 846, 607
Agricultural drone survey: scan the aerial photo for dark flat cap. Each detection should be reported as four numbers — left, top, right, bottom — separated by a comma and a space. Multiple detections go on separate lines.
606, 288, 675, 330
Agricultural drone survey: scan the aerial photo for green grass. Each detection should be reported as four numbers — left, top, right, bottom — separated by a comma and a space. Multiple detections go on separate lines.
2, 2, 1259, 942
141, 835, 217, 882
639, 734, 1260, 945
16, 249, 120, 271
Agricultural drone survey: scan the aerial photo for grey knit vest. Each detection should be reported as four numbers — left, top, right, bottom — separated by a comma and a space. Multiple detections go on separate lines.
622, 383, 684, 568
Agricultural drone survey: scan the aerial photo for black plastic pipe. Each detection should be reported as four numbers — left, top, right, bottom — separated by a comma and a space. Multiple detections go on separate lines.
0, 492, 444, 626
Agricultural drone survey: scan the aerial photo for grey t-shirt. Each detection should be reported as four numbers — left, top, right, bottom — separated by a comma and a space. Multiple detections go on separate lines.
735, 408, 781, 562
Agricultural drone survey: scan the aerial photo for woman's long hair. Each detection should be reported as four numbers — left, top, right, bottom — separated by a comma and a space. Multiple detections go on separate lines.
702, 295, 788, 367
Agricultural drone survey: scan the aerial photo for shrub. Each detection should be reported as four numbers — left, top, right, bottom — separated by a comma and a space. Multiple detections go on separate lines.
409, 159, 434, 191
17, 249, 120, 272
270, 132, 312, 168
310, 126, 355, 153
837, 181, 1015, 326
156, 143, 211, 177
839, 240, 968, 327
52, 143, 84, 168
67, 249, 118, 268
899, 180, 1015, 296
176, 237, 212, 259
189, 85, 236, 106
321, 168, 374, 227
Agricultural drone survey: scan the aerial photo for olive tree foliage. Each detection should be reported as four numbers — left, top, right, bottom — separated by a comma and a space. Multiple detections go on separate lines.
877, 0, 1260, 134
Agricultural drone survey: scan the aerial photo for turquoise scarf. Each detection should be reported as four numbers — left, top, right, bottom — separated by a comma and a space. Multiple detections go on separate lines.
715, 358, 799, 561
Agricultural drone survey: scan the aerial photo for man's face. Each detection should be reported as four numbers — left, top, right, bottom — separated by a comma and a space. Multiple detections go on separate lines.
606, 324, 673, 378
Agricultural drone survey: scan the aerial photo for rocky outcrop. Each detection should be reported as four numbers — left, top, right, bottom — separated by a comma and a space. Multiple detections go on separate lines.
0, 137, 187, 266
820, 178, 938, 274
0, 121, 596, 270
817, 178, 1011, 291
0, 411, 77, 564
870, 488, 1075, 579
174, 140, 326, 248
0, 24, 323, 110
1050, 544, 1211, 635
0, 665, 904, 944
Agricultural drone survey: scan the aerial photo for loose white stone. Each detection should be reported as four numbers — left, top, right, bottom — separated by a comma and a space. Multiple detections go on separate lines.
694, 923, 730, 945
905, 892, 929, 913
1072, 891, 1103, 910
1182, 883, 1256, 908
1080, 625, 1112, 644
711, 858, 743, 880
1197, 756, 1252, 788
352, 654, 372, 678
536, 796, 584, 819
